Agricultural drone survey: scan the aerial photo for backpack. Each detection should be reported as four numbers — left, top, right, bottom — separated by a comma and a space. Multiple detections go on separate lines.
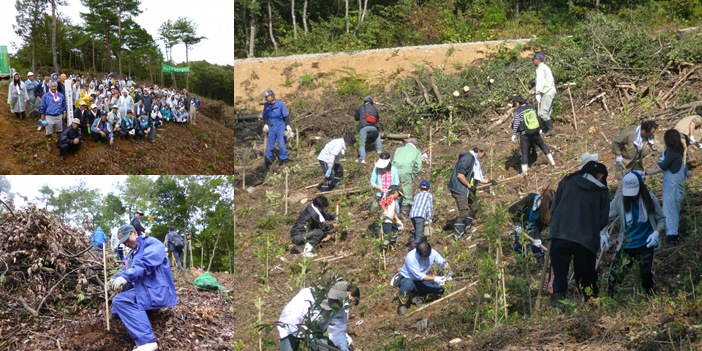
170, 234, 184, 252
364, 105, 378, 125
523, 108, 540, 135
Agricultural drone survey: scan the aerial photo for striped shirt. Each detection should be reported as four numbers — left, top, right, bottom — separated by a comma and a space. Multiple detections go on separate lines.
409, 190, 433, 222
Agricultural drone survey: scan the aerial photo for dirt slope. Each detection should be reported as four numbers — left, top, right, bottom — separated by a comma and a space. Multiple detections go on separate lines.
0, 86, 234, 175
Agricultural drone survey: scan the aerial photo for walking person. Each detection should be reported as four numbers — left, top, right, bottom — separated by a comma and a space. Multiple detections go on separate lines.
605, 172, 665, 297
642, 129, 687, 245
354, 96, 382, 163
262, 89, 292, 169
510, 96, 556, 175
408, 180, 433, 249
8, 72, 30, 120
392, 138, 423, 214
548, 161, 610, 303
164, 227, 186, 272
533, 53, 557, 136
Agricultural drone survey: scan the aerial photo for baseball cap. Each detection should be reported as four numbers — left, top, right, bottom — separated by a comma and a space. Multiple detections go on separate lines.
90, 104, 97, 109
363, 96, 373, 103
117, 225, 135, 244
622, 172, 641, 196
579, 152, 599, 170
27, 71, 34, 76
320, 280, 348, 311
262, 89, 275, 97
533, 53, 545, 61
79, 101, 87, 106
419, 180, 430, 190
134, 210, 144, 215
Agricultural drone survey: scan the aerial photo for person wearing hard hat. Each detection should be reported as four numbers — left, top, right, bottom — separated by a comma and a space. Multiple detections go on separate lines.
262, 88, 292, 169
109, 224, 177, 351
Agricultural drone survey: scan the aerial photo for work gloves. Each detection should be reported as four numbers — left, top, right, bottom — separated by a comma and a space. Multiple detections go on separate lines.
110, 276, 127, 291
513, 225, 523, 235
535, 94, 541, 103
284, 125, 294, 139
532, 239, 542, 248
510, 135, 516, 143
600, 228, 611, 251
434, 276, 447, 286
397, 221, 404, 231
489, 179, 498, 186
690, 136, 696, 144
646, 231, 661, 249
325, 166, 333, 178
262, 124, 269, 133
615, 155, 623, 164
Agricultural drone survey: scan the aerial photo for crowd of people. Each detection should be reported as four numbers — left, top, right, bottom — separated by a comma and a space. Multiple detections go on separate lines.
271, 52, 702, 350
7, 71, 202, 161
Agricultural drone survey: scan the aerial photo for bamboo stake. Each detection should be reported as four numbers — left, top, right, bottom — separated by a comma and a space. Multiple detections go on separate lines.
535, 240, 552, 310
567, 84, 578, 131
102, 243, 110, 331
499, 245, 508, 320
258, 296, 263, 351
429, 123, 433, 170
284, 170, 289, 215
242, 152, 246, 190
406, 281, 478, 316
334, 202, 340, 245
519, 232, 549, 251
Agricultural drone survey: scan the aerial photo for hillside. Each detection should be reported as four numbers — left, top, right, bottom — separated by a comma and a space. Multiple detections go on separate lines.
233, 39, 702, 350
0, 84, 234, 175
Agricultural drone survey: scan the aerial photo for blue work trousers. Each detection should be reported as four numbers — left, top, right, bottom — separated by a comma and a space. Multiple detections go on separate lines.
266, 123, 288, 161
172, 250, 183, 269
111, 288, 158, 346
358, 126, 381, 161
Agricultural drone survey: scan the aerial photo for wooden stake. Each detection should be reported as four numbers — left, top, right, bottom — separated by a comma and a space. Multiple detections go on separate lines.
102, 243, 110, 331
406, 281, 478, 317
568, 84, 578, 131
258, 296, 263, 351
334, 202, 340, 246
429, 123, 433, 170
535, 239, 552, 311
242, 151, 247, 190
284, 170, 289, 215
499, 245, 508, 320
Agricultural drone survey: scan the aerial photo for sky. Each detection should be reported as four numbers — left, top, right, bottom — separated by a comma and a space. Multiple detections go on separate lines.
6, 175, 127, 207
2, 0, 234, 66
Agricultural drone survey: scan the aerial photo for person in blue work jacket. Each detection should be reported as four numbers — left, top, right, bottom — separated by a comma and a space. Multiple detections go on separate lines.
109, 224, 177, 351
262, 89, 292, 169
90, 110, 114, 145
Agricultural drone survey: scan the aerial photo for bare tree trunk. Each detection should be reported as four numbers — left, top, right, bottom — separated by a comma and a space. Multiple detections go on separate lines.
51, 0, 58, 73
92, 39, 96, 73
105, 28, 112, 71
118, 4, 123, 76
206, 222, 225, 272
515, 0, 519, 23
361, 0, 368, 22
303, 0, 308, 33
356, 0, 361, 29
31, 44, 36, 72
291, 0, 298, 39
268, 0, 278, 55
248, 12, 256, 57
185, 45, 190, 90
345, 0, 349, 33
595, 0, 600, 9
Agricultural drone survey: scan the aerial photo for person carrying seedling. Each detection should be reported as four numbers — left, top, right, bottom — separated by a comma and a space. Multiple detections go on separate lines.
605, 172, 665, 297
447, 144, 497, 239
509, 188, 555, 265
290, 195, 339, 258
391, 239, 451, 316
380, 186, 403, 252
317, 134, 356, 192
510, 96, 556, 175
408, 180, 433, 250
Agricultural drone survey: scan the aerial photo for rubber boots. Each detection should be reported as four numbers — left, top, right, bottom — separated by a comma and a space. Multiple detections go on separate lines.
547, 153, 556, 166
543, 120, 555, 136
453, 221, 466, 240
45, 136, 51, 152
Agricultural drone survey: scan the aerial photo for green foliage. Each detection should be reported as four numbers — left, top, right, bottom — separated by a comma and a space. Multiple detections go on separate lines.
667, 34, 702, 63
334, 67, 370, 97
300, 73, 317, 90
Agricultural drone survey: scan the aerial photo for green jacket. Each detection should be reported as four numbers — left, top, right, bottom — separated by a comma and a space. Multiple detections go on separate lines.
392, 144, 422, 175
611, 126, 658, 171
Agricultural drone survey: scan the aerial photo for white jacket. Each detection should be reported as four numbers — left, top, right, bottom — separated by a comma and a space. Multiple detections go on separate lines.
534, 62, 556, 96
317, 138, 346, 166
277, 287, 320, 339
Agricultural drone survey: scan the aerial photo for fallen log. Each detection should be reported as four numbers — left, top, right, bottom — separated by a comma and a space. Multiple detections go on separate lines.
414, 77, 431, 105
429, 74, 442, 104
402, 90, 417, 109
314, 187, 363, 196
382, 133, 411, 140
486, 107, 515, 132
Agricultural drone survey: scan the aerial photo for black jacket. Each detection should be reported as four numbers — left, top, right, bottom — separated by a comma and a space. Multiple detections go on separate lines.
56, 127, 82, 146
548, 173, 610, 255
36, 81, 51, 98
354, 103, 379, 131
131, 216, 146, 236
448, 151, 476, 196
509, 193, 546, 237
74, 108, 90, 127
291, 204, 334, 237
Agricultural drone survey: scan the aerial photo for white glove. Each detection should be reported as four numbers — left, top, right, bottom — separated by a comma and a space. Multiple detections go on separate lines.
397, 221, 404, 231
600, 229, 611, 250
511, 135, 516, 143
286, 125, 293, 133
262, 124, 269, 133
646, 231, 660, 249
514, 225, 523, 234
535, 94, 541, 103
615, 155, 623, 164
690, 136, 696, 144
434, 276, 447, 286
284, 128, 294, 139
532, 239, 542, 248
698, 143, 702, 149
110, 276, 127, 291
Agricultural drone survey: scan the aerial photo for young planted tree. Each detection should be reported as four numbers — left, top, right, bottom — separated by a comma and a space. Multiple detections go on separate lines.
173, 17, 207, 90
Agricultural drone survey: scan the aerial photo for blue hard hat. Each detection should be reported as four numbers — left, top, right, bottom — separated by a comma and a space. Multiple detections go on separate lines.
419, 180, 430, 190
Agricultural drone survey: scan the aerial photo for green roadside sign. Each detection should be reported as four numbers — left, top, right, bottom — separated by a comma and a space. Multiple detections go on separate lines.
161, 63, 189, 73
0, 46, 10, 75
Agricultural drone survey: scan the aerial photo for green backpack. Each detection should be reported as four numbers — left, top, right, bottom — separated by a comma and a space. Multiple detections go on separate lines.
193, 272, 227, 291
523, 108, 541, 135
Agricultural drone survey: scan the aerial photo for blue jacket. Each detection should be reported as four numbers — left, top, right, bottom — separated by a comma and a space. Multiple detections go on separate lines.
91, 118, 114, 139
262, 99, 289, 127
91, 227, 107, 247
112, 236, 178, 310
39, 91, 67, 116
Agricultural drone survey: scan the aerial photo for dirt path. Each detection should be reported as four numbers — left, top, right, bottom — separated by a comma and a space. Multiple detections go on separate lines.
235, 39, 530, 108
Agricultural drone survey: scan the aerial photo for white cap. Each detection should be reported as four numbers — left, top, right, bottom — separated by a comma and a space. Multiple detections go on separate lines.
90, 104, 97, 109
622, 172, 640, 196
375, 158, 391, 169
579, 152, 599, 170
27, 71, 34, 76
